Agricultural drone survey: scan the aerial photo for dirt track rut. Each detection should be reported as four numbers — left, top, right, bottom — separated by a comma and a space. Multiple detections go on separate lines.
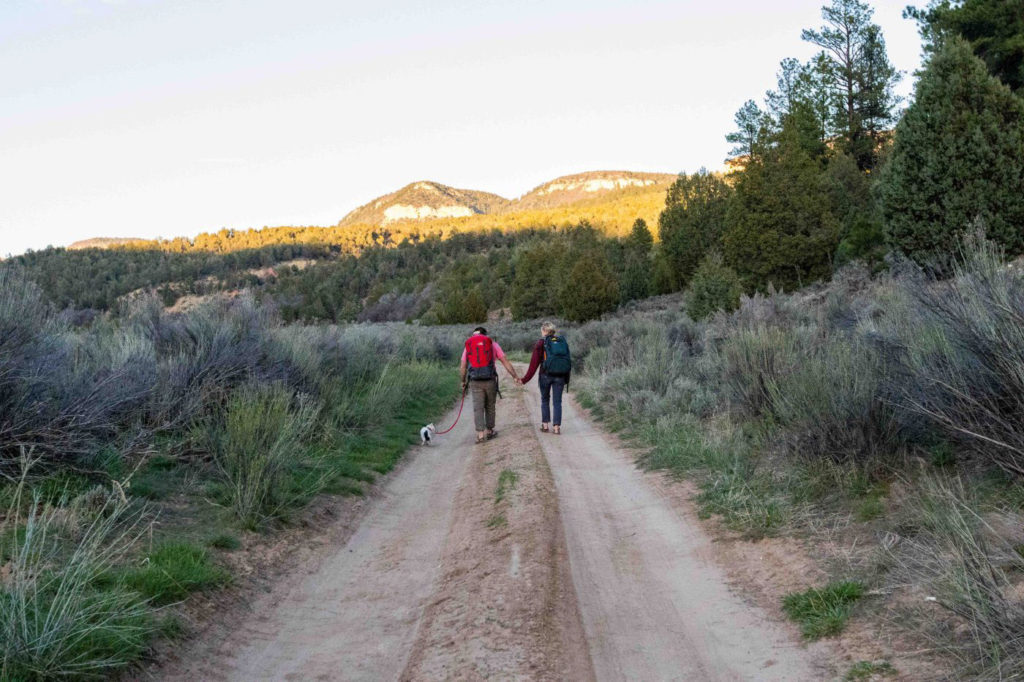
524, 387, 821, 681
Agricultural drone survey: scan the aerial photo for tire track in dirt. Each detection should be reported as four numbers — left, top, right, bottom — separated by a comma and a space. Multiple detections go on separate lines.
523, 384, 825, 681
399, 380, 593, 680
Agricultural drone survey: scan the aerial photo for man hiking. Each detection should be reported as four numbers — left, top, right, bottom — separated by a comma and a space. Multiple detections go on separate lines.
460, 327, 521, 444
520, 321, 571, 435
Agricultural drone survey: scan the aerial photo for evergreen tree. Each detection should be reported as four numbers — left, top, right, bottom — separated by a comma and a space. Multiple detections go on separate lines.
686, 253, 743, 321
625, 218, 654, 255
461, 287, 488, 323
560, 250, 620, 322
880, 39, 1024, 263
828, 153, 885, 267
726, 100, 768, 160
802, 0, 900, 169
511, 242, 563, 320
722, 115, 840, 292
907, 0, 1024, 93
619, 252, 651, 303
658, 170, 732, 290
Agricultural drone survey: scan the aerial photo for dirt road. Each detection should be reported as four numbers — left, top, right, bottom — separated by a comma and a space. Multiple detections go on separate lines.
161, 378, 822, 681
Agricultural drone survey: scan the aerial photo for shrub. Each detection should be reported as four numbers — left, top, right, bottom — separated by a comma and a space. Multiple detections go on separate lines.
0, 460, 155, 680
889, 476, 1024, 677
685, 254, 743, 321
204, 383, 317, 528
719, 325, 806, 416
897, 234, 1024, 477
764, 335, 904, 465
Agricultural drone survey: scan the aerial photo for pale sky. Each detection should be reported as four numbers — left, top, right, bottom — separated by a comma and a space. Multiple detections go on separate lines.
0, 0, 923, 256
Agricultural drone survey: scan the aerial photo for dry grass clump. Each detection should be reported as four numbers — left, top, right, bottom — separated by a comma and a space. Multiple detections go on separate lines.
888, 475, 1024, 679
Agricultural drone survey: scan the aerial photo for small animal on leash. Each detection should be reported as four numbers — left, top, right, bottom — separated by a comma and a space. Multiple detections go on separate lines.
420, 423, 436, 445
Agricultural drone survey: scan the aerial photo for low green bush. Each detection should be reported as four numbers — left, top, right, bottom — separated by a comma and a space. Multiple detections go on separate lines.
203, 383, 317, 528
685, 253, 743, 321
782, 581, 865, 639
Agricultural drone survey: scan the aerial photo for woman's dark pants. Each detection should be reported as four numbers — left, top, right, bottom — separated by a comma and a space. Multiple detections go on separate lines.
539, 373, 566, 426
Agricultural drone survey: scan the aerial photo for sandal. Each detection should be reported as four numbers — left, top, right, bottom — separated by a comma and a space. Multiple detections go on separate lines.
486, 430, 498, 440
552, 425, 561, 435
540, 424, 549, 433
475, 436, 487, 444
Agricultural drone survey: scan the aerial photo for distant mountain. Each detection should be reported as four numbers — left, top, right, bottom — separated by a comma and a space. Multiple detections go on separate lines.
68, 237, 147, 250
335, 171, 676, 227
513, 171, 676, 211
338, 181, 510, 227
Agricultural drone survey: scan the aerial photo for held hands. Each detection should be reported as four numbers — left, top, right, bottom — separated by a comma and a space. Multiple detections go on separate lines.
514, 376, 523, 386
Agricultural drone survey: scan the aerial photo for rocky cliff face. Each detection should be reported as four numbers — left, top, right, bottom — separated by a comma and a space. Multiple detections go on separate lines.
513, 171, 675, 211
338, 181, 510, 227
68, 237, 148, 250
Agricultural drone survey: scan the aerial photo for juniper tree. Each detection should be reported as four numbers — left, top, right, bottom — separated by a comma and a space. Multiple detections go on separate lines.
880, 38, 1024, 263
723, 114, 840, 292
658, 170, 732, 291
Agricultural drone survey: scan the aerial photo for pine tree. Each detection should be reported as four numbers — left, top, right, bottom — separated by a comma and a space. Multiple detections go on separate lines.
802, 0, 901, 169
880, 38, 1024, 263
726, 100, 768, 160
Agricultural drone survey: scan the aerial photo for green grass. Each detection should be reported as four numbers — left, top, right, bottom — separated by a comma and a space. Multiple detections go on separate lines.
844, 660, 896, 680
486, 513, 507, 529
0, 584, 153, 681
854, 495, 886, 522
495, 469, 519, 504
126, 452, 185, 501
207, 533, 241, 551
782, 580, 865, 639
117, 543, 230, 605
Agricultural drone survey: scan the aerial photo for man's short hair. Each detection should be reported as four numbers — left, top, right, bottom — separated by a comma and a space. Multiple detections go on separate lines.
473, 326, 488, 336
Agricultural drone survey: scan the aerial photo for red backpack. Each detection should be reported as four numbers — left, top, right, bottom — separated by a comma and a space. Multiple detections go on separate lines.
465, 335, 497, 381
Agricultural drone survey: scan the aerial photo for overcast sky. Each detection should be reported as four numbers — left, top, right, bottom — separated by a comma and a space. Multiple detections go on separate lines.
0, 0, 924, 256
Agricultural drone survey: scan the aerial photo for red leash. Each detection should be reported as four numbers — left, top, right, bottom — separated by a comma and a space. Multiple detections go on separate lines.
434, 385, 468, 435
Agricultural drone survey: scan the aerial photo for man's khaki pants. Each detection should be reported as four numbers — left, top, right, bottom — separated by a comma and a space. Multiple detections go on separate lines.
469, 378, 498, 432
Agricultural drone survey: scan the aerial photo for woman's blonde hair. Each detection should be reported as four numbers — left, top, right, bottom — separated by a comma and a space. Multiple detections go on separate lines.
541, 321, 557, 336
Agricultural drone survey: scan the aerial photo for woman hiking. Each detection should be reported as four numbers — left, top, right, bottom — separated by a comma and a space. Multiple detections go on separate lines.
460, 327, 521, 444
521, 321, 572, 435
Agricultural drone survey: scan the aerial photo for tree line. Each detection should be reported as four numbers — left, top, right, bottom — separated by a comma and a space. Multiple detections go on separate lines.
647, 0, 1024, 318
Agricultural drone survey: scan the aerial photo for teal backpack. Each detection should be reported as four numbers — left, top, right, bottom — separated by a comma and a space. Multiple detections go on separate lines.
542, 335, 572, 377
